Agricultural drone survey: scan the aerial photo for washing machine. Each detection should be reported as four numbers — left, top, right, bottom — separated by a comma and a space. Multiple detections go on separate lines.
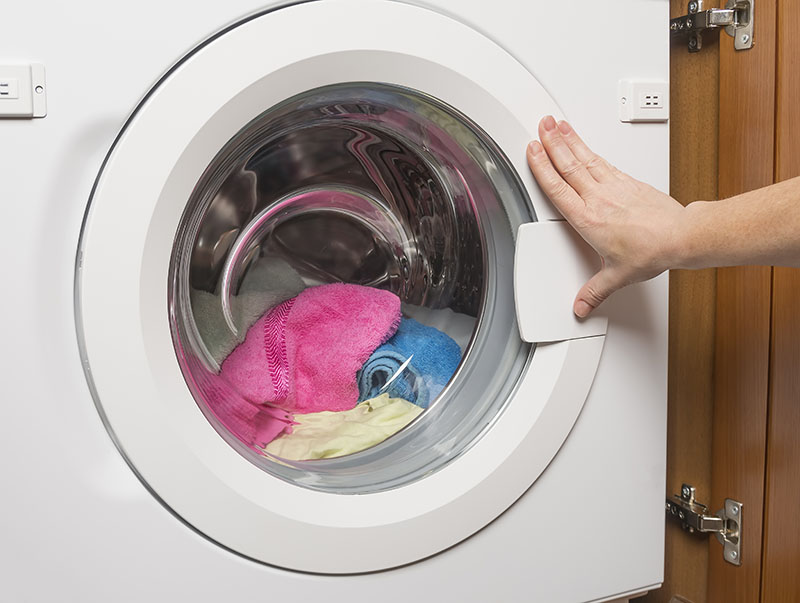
1, 1, 669, 601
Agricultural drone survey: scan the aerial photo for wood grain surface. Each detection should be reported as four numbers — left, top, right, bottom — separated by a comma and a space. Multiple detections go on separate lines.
639, 2, 720, 602
760, 1, 800, 599
760, 267, 800, 602
707, 0, 777, 599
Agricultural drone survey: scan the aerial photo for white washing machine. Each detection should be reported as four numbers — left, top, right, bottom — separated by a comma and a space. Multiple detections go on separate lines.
1, 1, 668, 601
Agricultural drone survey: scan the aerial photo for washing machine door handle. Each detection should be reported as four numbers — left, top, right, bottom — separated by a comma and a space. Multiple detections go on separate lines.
514, 220, 608, 343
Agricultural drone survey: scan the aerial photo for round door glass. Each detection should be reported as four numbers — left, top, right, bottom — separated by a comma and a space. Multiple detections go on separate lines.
169, 83, 533, 493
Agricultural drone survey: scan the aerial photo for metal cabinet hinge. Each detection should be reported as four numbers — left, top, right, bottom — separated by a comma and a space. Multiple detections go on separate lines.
666, 484, 743, 566
671, 0, 754, 53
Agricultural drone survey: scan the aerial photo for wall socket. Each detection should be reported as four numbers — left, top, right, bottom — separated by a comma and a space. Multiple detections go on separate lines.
0, 64, 46, 118
619, 80, 668, 123
640, 92, 664, 109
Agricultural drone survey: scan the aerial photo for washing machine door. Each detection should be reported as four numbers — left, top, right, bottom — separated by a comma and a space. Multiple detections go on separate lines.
77, 0, 608, 573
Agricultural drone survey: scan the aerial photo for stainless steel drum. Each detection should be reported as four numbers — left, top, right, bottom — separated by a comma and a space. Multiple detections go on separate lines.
169, 83, 534, 493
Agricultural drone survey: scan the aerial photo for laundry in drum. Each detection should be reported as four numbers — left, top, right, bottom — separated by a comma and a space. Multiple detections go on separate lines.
220, 282, 402, 414
190, 255, 306, 366
262, 393, 423, 460
209, 280, 468, 456
357, 318, 461, 409
202, 374, 297, 448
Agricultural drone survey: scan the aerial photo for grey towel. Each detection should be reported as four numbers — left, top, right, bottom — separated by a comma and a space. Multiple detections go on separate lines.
190, 255, 306, 367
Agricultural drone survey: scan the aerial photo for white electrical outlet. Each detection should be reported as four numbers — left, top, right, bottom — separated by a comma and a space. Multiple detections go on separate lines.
0, 78, 20, 99
639, 92, 663, 109
0, 64, 46, 118
618, 80, 668, 123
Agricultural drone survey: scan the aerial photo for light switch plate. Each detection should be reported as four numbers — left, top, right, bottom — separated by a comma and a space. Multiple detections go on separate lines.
0, 64, 47, 118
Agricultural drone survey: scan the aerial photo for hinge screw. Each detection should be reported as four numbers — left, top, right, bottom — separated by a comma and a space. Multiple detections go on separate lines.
688, 37, 699, 49
688, 1, 699, 13
682, 485, 691, 498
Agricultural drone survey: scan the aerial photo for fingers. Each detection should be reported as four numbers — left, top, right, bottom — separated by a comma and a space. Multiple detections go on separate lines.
554, 120, 617, 182
528, 116, 628, 317
527, 140, 584, 222
574, 268, 624, 317
537, 116, 596, 195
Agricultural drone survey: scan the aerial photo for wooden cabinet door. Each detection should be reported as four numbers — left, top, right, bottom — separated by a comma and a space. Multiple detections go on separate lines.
644, 1, 800, 602
760, 1, 800, 600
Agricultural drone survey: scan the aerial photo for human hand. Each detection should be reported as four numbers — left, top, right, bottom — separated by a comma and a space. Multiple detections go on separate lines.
527, 116, 685, 317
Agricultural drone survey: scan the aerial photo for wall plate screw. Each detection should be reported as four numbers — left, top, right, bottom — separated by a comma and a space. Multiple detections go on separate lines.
730, 551, 738, 560
682, 486, 691, 498
741, 34, 750, 44
688, 1, 698, 13
731, 505, 739, 515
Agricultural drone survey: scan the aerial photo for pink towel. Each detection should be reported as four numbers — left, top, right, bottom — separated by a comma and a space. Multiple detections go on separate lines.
220, 283, 401, 414
195, 367, 297, 448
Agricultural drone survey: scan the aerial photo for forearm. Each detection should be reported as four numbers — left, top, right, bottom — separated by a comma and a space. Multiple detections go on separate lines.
676, 175, 800, 270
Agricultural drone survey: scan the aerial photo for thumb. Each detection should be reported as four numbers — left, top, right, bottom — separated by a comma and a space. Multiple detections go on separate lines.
574, 268, 623, 318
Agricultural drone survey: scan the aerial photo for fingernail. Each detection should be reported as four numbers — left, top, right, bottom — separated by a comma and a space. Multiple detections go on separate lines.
527, 140, 543, 155
574, 300, 592, 318
542, 115, 557, 132
557, 120, 572, 135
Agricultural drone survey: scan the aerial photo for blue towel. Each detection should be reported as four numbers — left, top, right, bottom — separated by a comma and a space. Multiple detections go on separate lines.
357, 318, 462, 409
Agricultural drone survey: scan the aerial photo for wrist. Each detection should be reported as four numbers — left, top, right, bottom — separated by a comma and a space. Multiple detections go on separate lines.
671, 200, 712, 270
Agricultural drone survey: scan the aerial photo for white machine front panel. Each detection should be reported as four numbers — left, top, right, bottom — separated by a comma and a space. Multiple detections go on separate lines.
1, 0, 668, 600
75, 0, 610, 574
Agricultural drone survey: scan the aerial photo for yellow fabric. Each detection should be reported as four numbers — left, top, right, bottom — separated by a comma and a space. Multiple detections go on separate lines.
262, 394, 422, 460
